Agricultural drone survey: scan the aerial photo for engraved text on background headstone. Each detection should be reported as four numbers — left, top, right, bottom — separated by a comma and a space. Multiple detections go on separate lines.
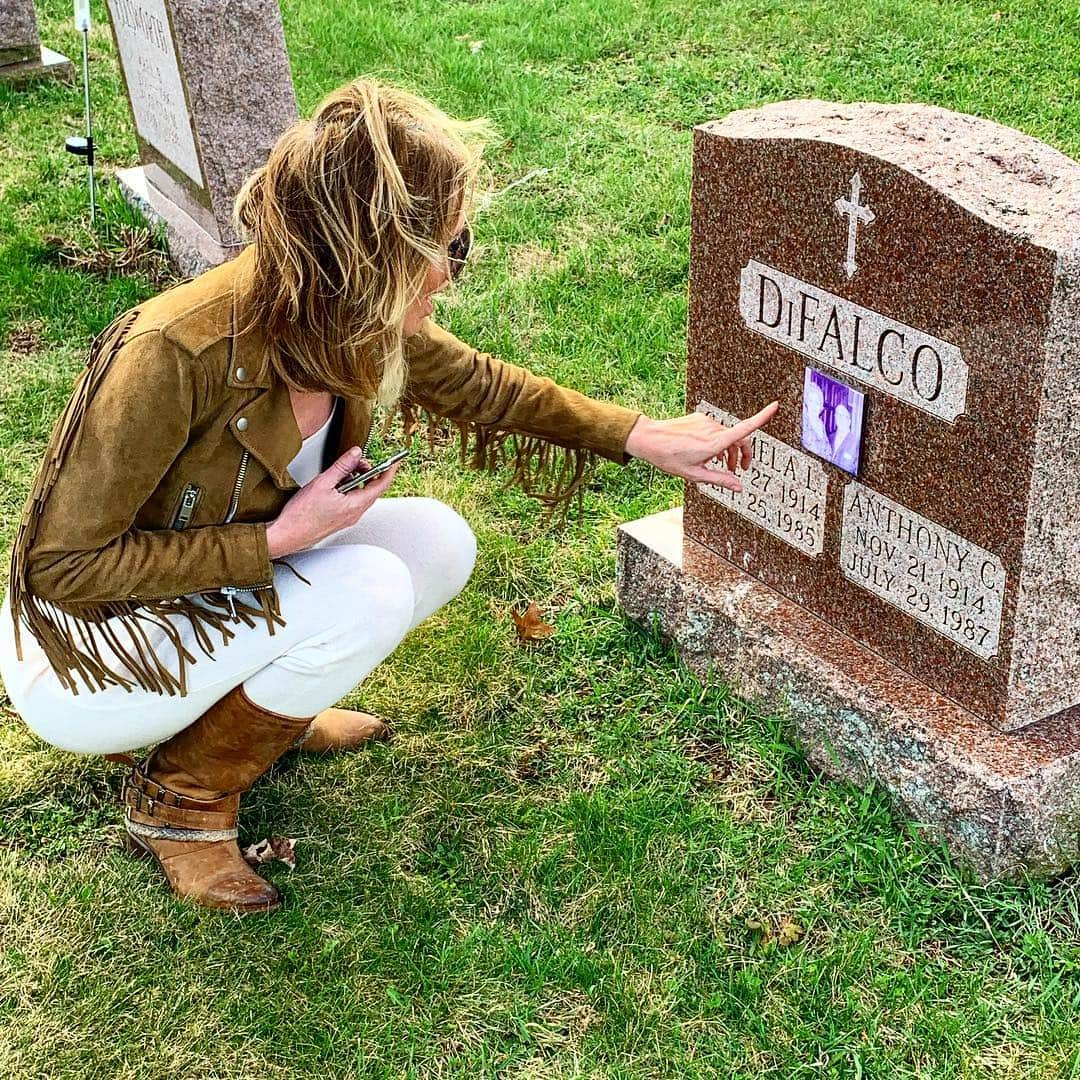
108, 0, 202, 186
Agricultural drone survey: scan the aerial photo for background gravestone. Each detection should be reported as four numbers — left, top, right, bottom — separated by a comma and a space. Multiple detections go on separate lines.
617, 100, 1080, 881
106, 0, 298, 276
0, 0, 73, 84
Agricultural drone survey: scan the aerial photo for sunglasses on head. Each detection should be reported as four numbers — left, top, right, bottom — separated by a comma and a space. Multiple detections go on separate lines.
448, 221, 473, 280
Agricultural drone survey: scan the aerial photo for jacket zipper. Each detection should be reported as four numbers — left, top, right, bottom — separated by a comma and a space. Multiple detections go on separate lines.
220, 449, 272, 619
223, 450, 250, 525
363, 401, 386, 458
171, 483, 201, 530
219, 582, 275, 620
135, 581, 273, 604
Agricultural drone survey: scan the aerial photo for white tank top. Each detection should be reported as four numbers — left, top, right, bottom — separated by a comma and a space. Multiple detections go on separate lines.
286, 405, 335, 486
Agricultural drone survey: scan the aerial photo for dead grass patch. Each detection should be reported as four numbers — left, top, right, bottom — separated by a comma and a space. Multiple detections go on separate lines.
5, 319, 45, 356
509, 242, 566, 280
43, 224, 178, 290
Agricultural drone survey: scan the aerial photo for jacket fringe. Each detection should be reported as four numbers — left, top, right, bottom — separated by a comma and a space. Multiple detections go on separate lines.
8, 311, 287, 698
399, 401, 596, 526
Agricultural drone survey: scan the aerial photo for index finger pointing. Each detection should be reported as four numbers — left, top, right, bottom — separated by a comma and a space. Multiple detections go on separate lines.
714, 400, 779, 448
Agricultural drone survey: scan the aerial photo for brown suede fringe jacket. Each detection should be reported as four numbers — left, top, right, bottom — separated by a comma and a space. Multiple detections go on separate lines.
8, 247, 642, 699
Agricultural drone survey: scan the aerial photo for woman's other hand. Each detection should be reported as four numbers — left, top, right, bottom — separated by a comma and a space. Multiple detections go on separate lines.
624, 401, 780, 492
266, 446, 401, 559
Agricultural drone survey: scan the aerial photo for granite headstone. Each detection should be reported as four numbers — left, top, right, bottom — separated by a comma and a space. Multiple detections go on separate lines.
107, 0, 299, 275
617, 101, 1080, 880
0, 0, 73, 84
684, 100, 1079, 733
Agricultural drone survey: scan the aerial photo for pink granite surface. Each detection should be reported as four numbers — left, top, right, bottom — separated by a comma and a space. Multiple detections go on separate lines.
167, 0, 298, 245
116, 164, 237, 278
108, 0, 298, 266
686, 100, 1080, 731
617, 508, 1080, 882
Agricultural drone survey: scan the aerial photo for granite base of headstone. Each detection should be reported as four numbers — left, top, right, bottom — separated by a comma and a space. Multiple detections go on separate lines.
618, 101, 1080, 882
618, 509, 1080, 882
114, 164, 236, 279
107, 0, 299, 276
0, 0, 73, 85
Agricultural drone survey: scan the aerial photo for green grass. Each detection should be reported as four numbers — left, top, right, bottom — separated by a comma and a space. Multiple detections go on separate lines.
2, 0, 1080, 1075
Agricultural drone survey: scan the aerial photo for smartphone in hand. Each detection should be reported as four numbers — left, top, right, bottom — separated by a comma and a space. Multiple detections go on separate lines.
334, 448, 409, 494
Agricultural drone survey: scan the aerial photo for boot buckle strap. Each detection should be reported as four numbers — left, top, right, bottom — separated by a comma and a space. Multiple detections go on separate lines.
138, 772, 184, 808
124, 768, 234, 815
121, 780, 151, 817
124, 797, 238, 833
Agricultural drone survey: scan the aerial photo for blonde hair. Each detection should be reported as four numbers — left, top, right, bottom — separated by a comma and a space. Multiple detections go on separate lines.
234, 79, 492, 407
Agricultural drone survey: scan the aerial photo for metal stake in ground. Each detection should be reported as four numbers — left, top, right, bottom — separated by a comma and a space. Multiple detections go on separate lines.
65, 0, 96, 224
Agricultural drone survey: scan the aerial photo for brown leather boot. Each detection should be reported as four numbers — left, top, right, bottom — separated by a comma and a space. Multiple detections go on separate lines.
293, 707, 392, 754
122, 684, 314, 914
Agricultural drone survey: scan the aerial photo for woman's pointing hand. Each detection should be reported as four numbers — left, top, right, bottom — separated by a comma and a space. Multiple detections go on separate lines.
623, 401, 780, 492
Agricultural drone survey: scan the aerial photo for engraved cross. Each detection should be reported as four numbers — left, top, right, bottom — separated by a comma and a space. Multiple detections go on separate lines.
835, 172, 875, 279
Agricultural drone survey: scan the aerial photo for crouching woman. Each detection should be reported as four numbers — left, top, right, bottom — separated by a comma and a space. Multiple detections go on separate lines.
0, 78, 776, 914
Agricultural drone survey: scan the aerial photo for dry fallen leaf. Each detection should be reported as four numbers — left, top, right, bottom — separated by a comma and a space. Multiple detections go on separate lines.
744, 916, 775, 946
242, 836, 297, 870
511, 601, 556, 643
744, 914, 805, 948
777, 918, 805, 947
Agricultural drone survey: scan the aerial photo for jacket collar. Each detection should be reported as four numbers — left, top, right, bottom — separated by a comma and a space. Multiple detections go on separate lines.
221, 250, 302, 488
226, 247, 274, 391
221, 248, 374, 484
228, 379, 302, 491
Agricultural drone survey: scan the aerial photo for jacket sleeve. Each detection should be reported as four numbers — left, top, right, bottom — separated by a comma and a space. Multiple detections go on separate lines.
402, 317, 643, 463
20, 328, 273, 604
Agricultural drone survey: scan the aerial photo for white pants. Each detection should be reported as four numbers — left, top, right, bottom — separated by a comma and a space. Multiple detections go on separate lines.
0, 497, 477, 755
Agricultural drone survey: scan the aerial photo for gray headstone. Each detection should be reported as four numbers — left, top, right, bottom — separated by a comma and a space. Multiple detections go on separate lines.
108, 0, 299, 275
0, 0, 73, 84
0, 0, 39, 65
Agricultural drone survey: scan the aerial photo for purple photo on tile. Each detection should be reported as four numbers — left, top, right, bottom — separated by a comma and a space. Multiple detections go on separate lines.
801, 368, 865, 475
